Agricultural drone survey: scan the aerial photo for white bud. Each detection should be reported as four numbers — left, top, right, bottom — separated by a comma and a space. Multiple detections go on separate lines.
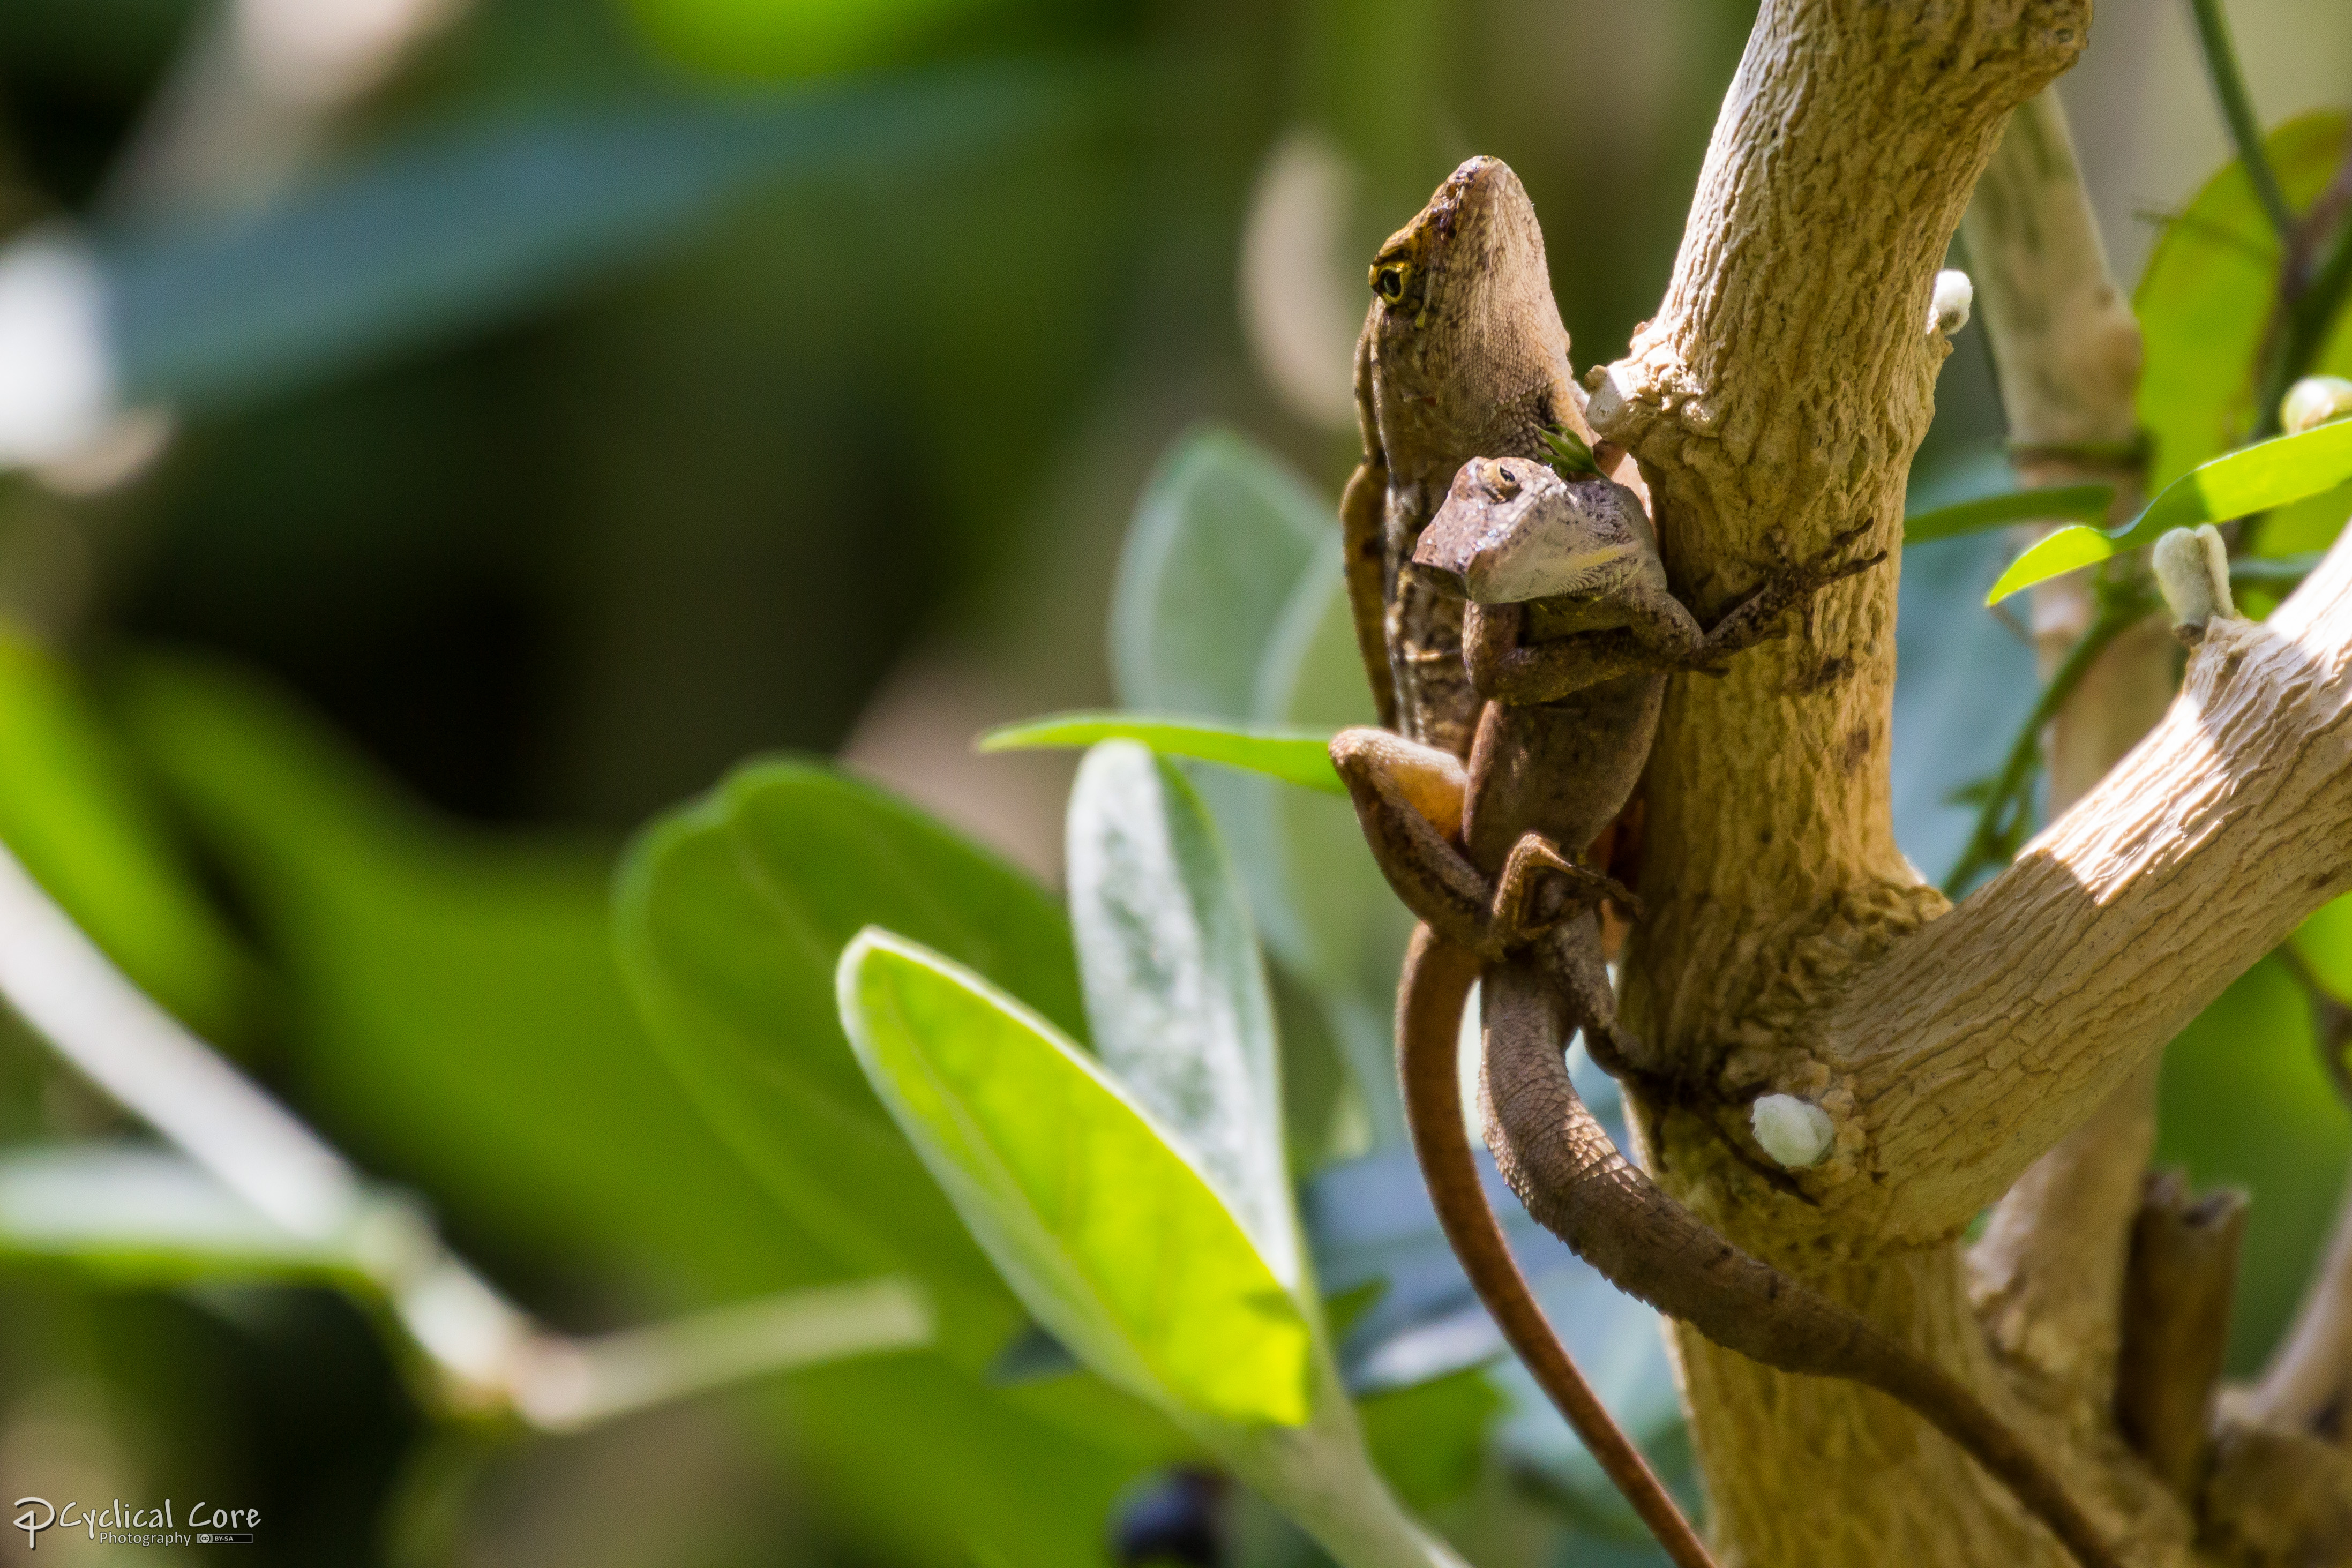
1751, 1093, 1836, 1169
1928, 269, 1973, 337
2281, 374, 2352, 437
2152, 524, 2234, 632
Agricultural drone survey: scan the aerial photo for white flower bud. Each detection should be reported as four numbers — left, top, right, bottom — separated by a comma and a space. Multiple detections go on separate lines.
1928, 269, 1973, 337
2152, 524, 2234, 632
1751, 1093, 1836, 1169
2281, 374, 2352, 437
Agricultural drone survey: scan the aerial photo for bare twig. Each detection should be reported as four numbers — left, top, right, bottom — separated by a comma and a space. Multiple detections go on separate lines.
0, 837, 931, 1429
2246, 1183, 2352, 1438
2114, 1171, 2247, 1499
2185, 0, 2293, 242
2274, 942, 2352, 1114
1826, 523, 2352, 1244
1941, 580, 2156, 897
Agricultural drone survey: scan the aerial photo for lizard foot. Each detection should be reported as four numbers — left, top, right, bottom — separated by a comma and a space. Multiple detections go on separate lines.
1494, 832, 1642, 944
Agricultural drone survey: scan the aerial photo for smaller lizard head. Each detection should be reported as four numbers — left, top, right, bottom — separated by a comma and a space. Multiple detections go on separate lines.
1361, 157, 1573, 461
1409, 457, 1653, 604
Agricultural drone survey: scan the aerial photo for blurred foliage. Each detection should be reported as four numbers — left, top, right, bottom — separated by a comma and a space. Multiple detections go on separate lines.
0, 1, 2345, 1565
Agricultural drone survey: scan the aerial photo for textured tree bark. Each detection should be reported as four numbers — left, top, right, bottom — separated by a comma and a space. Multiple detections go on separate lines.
2114, 1173, 2248, 1501
1579, 4, 2143, 1562
1553, 2, 2352, 1559
1958, 88, 2165, 1435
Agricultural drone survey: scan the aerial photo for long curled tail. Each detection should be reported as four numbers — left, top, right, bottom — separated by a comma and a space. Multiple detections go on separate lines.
1398, 927, 1719, 1568
1475, 956, 2123, 1568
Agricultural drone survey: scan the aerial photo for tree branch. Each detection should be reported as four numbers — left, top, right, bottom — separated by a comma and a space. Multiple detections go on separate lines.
2246, 1181, 2352, 1438
1822, 531, 2352, 1242
1954, 88, 2170, 1426
2113, 1171, 2247, 1498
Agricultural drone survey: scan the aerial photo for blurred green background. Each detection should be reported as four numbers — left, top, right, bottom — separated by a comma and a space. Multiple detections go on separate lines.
1, 0, 2350, 1563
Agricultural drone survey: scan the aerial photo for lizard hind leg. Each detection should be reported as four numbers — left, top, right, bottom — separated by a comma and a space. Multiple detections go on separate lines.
1330, 727, 1497, 954
1494, 830, 1642, 938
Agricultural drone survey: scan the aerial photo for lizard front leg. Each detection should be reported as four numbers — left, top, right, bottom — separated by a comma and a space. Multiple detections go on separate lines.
1691, 524, 1889, 666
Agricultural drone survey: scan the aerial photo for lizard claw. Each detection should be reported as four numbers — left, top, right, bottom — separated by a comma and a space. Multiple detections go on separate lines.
1492, 832, 1641, 946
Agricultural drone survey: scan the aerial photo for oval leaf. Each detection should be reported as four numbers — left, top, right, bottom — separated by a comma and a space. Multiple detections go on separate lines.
1065, 742, 1299, 1285
838, 929, 1314, 1428
1109, 427, 1335, 717
2137, 112, 2352, 489
615, 757, 1088, 1310
983, 712, 1342, 794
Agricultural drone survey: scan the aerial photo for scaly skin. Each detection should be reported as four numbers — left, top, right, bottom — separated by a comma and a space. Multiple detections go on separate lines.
1337, 461, 2116, 1568
1344, 156, 1596, 757
1337, 157, 1718, 1568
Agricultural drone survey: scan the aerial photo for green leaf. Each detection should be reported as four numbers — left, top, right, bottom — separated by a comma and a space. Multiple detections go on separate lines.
124, 659, 1170, 1567
107, 65, 1105, 410
616, 754, 1090, 1321
982, 712, 1342, 794
838, 930, 1315, 1427
1901, 482, 2115, 544
1102, 427, 1409, 1146
1250, 562, 1413, 1145
0, 631, 249, 1040
1538, 426, 1600, 479
2137, 111, 2352, 487
2157, 955, 2352, 1373
1984, 526, 2126, 603
0, 1144, 374, 1285
1988, 417, 2352, 602
1065, 742, 1300, 1285
1110, 426, 1336, 719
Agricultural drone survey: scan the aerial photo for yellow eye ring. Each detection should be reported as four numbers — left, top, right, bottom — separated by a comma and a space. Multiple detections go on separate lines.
1373, 262, 1410, 303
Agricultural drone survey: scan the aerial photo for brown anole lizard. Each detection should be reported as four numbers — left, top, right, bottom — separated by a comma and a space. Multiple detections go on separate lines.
1334, 457, 2121, 1568
1341, 155, 1626, 760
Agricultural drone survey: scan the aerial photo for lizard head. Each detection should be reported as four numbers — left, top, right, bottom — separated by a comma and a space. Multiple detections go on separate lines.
1360, 157, 1576, 469
1410, 457, 1653, 604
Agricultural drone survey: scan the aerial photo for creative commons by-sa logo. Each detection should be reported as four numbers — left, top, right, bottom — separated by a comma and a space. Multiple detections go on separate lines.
12, 1497, 259, 1549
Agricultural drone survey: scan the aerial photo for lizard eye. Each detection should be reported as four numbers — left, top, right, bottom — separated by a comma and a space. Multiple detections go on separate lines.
1373, 261, 1411, 303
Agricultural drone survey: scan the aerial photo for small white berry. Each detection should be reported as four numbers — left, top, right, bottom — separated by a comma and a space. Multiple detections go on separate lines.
1751, 1093, 1836, 1169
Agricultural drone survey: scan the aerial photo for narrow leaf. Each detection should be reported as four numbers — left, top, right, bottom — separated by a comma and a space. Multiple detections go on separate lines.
1989, 418, 2352, 601
982, 712, 1342, 794
1065, 742, 1299, 1286
1902, 482, 2114, 544
1985, 526, 2122, 603
838, 929, 1315, 1428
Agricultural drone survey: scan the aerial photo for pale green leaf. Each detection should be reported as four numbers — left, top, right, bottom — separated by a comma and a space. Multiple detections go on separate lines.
1253, 563, 1413, 1144
1065, 743, 1299, 1286
2137, 112, 2352, 487
1984, 526, 2122, 603
837, 930, 1314, 1428
1988, 418, 2352, 601
1108, 427, 1335, 719
981, 712, 1342, 793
